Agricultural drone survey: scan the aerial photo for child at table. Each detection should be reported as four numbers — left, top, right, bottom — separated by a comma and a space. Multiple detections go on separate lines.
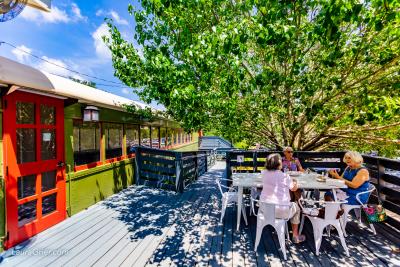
260, 153, 306, 243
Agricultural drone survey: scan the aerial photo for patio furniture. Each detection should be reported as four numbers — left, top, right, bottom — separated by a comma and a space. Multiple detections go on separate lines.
253, 199, 291, 260
232, 172, 347, 231
299, 199, 350, 256
216, 178, 248, 225
341, 184, 377, 236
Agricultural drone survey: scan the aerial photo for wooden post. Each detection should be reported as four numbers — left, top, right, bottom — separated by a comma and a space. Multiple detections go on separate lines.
377, 159, 385, 200
175, 152, 184, 193
134, 146, 141, 185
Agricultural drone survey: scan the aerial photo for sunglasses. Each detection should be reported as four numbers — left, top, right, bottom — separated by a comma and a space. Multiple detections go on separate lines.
286, 151, 293, 153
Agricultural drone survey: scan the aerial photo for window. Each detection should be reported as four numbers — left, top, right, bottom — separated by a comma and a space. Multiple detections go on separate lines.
104, 123, 123, 159
178, 129, 182, 144
140, 126, 150, 147
160, 128, 167, 148
73, 121, 100, 166
126, 124, 139, 154
167, 129, 173, 146
173, 129, 178, 145
151, 127, 159, 148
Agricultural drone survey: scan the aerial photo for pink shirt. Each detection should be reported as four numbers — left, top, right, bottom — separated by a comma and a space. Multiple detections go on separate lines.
260, 170, 294, 205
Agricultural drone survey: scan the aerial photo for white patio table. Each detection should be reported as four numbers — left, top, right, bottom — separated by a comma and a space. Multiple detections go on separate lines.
232, 172, 347, 231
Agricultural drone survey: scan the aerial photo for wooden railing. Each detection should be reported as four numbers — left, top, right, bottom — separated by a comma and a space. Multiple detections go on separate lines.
135, 146, 216, 192
226, 150, 400, 229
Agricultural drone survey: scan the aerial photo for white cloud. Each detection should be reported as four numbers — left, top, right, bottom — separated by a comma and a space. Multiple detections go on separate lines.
122, 88, 130, 94
11, 45, 32, 64
92, 23, 112, 60
96, 9, 128, 25
71, 3, 87, 22
20, 6, 70, 24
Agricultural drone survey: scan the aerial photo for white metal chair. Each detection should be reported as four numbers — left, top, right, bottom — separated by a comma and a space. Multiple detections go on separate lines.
250, 187, 261, 216
341, 184, 377, 236
299, 199, 350, 256
253, 198, 291, 260
216, 178, 248, 225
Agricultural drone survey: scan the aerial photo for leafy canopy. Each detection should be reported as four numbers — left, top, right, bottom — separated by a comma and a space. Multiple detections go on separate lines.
106, 0, 400, 154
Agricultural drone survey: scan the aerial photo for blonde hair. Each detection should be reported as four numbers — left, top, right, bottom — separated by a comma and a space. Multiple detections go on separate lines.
344, 151, 363, 164
283, 146, 293, 152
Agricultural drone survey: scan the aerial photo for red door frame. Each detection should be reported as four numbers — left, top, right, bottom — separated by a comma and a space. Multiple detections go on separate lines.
3, 91, 66, 249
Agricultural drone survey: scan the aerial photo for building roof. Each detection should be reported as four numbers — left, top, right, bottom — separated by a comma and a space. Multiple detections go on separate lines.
0, 56, 154, 112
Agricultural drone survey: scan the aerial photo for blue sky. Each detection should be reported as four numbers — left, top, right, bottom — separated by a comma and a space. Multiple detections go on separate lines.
0, 0, 147, 103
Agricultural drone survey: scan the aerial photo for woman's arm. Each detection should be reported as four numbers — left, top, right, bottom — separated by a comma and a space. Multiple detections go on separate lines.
340, 169, 369, 188
296, 159, 305, 172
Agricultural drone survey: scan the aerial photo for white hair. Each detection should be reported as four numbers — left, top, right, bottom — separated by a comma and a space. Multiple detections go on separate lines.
344, 151, 364, 164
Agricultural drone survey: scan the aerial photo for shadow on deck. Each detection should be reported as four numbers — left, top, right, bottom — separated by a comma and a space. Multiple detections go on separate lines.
1, 162, 399, 266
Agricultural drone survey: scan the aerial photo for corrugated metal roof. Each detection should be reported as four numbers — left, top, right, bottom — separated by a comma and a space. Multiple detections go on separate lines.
0, 56, 155, 112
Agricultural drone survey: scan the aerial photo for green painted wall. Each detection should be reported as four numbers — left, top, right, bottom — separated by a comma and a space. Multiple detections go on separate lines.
68, 159, 134, 215
0, 99, 5, 251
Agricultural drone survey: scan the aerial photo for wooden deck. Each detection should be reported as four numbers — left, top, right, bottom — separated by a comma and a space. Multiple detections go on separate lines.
1, 162, 399, 267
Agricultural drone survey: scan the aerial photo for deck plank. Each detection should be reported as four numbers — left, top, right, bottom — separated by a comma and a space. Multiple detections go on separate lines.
0, 161, 399, 267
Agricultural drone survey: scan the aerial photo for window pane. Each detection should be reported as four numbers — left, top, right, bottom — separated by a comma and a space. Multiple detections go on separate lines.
73, 121, 100, 166
17, 102, 35, 124
40, 105, 55, 125
105, 123, 122, 159
151, 127, 159, 148
17, 128, 36, 163
18, 200, 37, 227
42, 171, 56, 192
41, 129, 56, 160
42, 193, 57, 216
126, 124, 139, 154
18, 175, 36, 199
140, 126, 150, 147
160, 128, 167, 148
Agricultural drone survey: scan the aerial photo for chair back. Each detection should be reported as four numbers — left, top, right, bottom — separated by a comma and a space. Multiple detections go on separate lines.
356, 183, 376, 205
324, 202, 342, 220
216, 178, 234, 196
258, 201, 291, 223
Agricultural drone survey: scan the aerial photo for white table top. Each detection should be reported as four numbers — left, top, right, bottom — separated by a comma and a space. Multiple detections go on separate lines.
232, 172, 347, 190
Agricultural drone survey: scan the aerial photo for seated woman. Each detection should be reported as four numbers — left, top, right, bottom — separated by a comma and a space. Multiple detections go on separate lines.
260, 153, 306, 243
282, 146, 305, 172
327, 151, 370, 205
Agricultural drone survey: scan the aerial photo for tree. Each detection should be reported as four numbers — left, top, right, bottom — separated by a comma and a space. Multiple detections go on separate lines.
106, 0, 400, 154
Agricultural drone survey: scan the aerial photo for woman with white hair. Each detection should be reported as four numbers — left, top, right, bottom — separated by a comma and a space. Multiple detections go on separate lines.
326, 151, 370, 205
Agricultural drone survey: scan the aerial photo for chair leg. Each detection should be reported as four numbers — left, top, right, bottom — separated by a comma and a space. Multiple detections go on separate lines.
241, 204, 248, 225
285, 223, 290, 241
276, 223, 287, 260
254, 222, 263, 251
220, 199, 227, 223
335, 221, 350, 256
313, 224, 323, 256
341, 209, 349, 237
369, 222, 376, 235
299, 215, 305, 235
355, 208, 362, 223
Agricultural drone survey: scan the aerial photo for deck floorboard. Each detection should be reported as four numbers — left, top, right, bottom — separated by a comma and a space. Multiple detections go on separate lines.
0, 162, 399, 267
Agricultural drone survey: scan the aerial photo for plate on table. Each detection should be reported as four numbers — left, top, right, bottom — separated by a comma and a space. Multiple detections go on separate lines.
287, 171, 302, 177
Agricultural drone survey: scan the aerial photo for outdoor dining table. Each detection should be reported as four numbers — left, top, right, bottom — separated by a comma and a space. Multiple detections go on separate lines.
232, 172, 347, 231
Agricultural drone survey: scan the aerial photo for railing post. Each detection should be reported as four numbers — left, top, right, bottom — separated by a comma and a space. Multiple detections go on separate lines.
253, 151, 258, 173
194, 152, 199, 180
175, 152, 184, 193
377, 159, 385, 201
226, 151, 231, 180
205, 152, 208, 172
134, 146, 141, 185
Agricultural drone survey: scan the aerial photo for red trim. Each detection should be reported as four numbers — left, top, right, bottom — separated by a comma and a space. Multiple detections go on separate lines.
74, 160, 103, 172
105, 155, 126, 164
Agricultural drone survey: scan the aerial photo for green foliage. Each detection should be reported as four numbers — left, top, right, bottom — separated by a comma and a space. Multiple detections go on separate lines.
69, 77, 97, 88
106, 0, 400, 156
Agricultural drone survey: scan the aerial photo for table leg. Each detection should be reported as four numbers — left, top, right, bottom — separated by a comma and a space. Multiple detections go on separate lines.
332, 189, 338, 201
237, 185, 243, 231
